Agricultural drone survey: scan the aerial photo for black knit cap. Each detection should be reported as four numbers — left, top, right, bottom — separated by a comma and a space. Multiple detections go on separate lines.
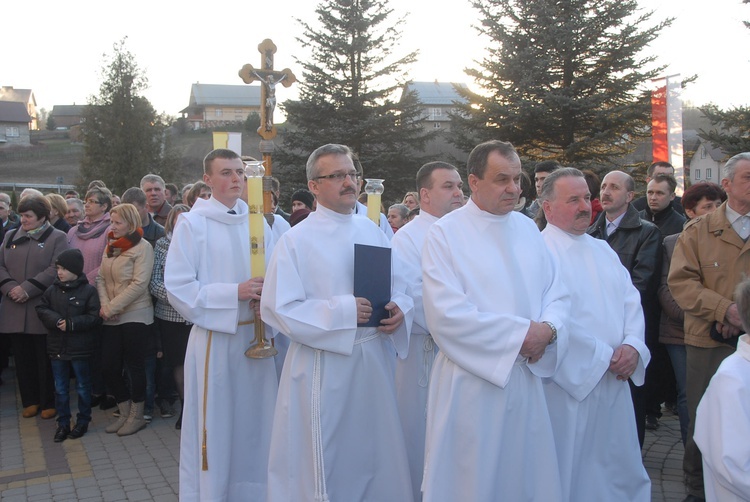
56, 248, 85, 277
291, 189, 315, 210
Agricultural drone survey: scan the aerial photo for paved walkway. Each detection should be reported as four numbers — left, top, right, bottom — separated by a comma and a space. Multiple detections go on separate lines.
0, 366, 687, 501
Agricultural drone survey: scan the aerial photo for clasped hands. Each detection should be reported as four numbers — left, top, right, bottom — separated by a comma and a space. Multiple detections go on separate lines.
355, 297, 403, 334
8, 285, 29, 303
716, 303, 743, 339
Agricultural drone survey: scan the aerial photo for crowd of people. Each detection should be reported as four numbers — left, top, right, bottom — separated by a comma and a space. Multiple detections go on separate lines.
0, 143, 748, 502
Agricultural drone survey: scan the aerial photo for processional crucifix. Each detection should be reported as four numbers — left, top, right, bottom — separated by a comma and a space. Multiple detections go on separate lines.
237, 39, 296, 358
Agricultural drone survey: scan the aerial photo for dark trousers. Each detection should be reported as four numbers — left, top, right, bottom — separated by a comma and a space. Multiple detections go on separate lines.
644, 340, 675, 419
51, 359, 92, 427
102, 323, 148, 404
684, 344, 734, 498
11, 333, 55, 409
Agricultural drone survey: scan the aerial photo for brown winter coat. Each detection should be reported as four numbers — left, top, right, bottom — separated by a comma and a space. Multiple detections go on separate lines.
668, 202, 750, 348
0, 225, 69, 334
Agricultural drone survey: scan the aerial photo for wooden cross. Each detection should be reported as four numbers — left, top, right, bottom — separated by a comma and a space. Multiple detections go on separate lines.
238, 39, 296, 141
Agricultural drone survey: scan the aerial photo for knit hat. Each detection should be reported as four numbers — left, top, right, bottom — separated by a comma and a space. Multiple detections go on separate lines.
291, 189, 315, 211
55, 248, 85, 277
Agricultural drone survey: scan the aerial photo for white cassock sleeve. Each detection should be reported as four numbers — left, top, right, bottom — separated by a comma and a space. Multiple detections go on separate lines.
694, 360, 750, 501
389, 249, 414, 359
165, 216, 242, 334
621, 268, 650, 386
261, 236, 359, 356
392, 232, 426, 337
422, 223, 568, 388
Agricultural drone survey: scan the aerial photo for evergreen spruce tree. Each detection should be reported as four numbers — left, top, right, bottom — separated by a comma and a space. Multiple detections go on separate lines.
80, 39, 176, 194
46, 114, 56, 131
452, 0, 671, 166
276, 0, 434, 200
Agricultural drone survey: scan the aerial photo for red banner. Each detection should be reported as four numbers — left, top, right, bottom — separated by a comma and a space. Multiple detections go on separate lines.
652, 85, 668, 163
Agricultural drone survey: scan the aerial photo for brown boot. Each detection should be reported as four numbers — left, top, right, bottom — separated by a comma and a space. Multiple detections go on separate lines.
117, 401, 147, 436
105, 401, 131, 433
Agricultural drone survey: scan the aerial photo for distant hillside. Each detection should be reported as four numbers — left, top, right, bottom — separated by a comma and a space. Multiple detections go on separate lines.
0, 127, 278, 192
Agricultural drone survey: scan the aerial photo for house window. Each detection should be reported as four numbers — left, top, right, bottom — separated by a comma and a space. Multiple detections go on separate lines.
701, 146, 707, 159
433, 122, 441, 129
6, 127, 19, 138
695, 169, 701, 180
430, 108, 442, 120
706, 168, 712, 179
215, 108, 223, 117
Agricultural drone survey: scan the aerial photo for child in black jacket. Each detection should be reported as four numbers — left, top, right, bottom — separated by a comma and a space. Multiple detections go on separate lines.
36, 248, 101, 442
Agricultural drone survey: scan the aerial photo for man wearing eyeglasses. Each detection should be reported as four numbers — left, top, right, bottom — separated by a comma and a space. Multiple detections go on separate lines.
261, 143, 414, 501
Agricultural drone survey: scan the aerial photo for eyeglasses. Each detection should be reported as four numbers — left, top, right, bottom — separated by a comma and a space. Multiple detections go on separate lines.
84, 199, 103, 205
314, 171, 361, 182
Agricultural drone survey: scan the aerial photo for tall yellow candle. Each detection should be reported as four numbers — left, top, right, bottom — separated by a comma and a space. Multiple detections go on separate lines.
246, 172, 265, 278
366, 193, 381, 225
364, 178, 385, 225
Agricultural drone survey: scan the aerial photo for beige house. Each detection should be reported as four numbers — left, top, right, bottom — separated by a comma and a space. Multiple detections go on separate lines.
180, 83, 261, 130
0, 86, 38, 130
0, 101, 32, 147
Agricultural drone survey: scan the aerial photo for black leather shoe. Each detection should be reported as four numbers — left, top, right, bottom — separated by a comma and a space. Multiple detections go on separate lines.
68, 423, 88, 439
175, 411, 182, 430
54, 425, 70, 443
91, 394, 102, 407
99, 395, 117, 411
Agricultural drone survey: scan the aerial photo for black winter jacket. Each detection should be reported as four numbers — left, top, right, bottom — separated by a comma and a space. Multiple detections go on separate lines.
587, 204, 663, 344
36, 275, 101, 360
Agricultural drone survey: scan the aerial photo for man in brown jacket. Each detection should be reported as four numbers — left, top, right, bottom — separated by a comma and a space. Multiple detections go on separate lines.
668, 151, 750, 502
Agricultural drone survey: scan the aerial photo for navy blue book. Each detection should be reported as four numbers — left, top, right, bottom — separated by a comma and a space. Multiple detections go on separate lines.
354, 244, 391, 327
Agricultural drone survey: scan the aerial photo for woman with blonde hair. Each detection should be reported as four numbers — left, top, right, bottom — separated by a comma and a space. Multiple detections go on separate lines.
96, 203, 154, 436
402, 191, 419, 210
45, 193, 72, 233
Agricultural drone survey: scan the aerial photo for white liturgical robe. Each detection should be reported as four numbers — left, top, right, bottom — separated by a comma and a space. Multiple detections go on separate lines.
392, 211, 440, 502
694, 334, 750, 502
541, 223, 651, 502
261, 203, 414, 502
165, 196, 279, 502
421, 199, 569, 502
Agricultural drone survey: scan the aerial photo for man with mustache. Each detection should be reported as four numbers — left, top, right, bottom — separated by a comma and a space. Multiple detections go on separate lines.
421, 140, 569, 501
587, 170, 662, 448
540, 167, 651, 501
261, 144, 414, 501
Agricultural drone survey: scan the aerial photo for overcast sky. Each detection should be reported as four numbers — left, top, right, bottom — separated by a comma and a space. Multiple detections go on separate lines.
4, 0, 749, 118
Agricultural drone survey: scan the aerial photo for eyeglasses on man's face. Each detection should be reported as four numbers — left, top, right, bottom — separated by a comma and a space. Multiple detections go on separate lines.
84, 199, 103, 205
314, 171, 361, 182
